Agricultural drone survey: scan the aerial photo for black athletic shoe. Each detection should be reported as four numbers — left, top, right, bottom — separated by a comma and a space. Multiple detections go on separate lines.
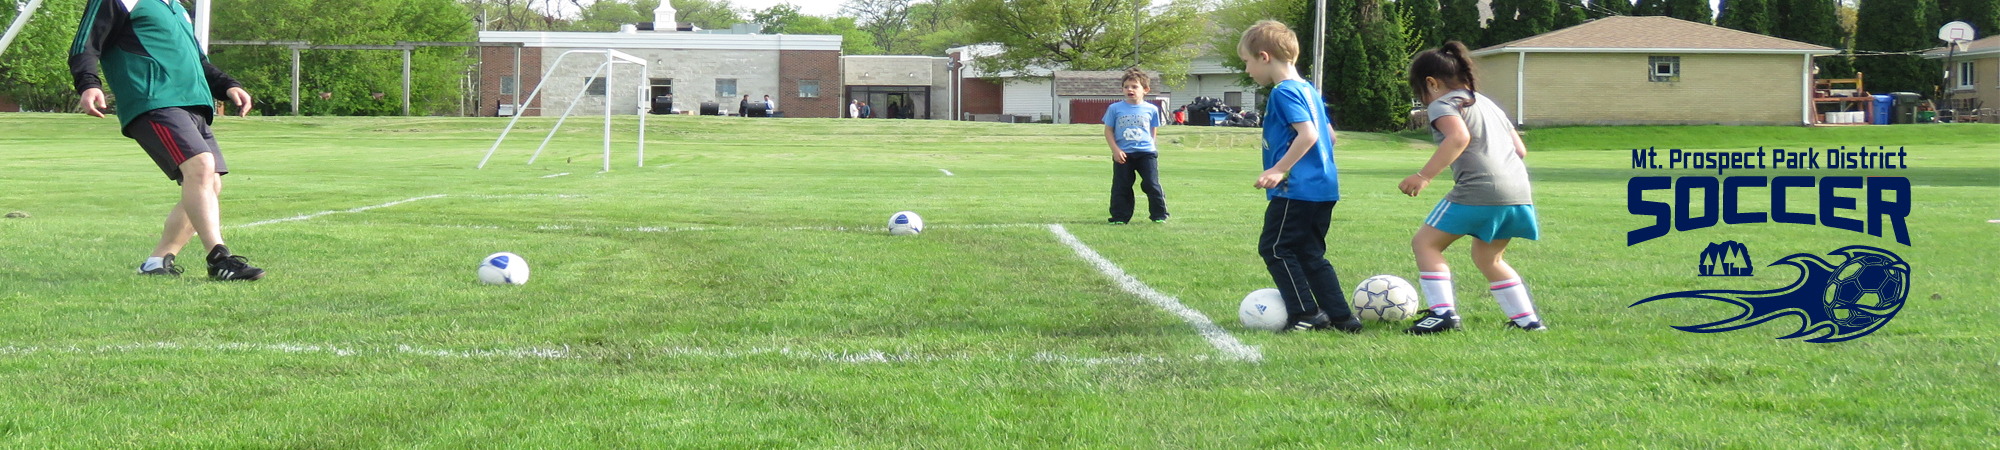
1280, 311, 1331, 333
137, 254, 183, 276
1506, 319, 1548, 332
1327, 313, 1364, 334
1405, 309, 1462, 335
206, 245, 265, 281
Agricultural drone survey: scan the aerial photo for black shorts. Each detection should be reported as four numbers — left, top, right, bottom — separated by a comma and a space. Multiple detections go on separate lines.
122, 106, 227, 183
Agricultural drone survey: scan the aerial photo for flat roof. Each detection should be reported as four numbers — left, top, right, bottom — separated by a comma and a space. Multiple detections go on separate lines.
479, 31, 842, 52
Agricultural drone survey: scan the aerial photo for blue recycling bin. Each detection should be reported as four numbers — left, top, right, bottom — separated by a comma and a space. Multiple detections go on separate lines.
1871, 94, 1892, 125
1208, 111, 1228, 125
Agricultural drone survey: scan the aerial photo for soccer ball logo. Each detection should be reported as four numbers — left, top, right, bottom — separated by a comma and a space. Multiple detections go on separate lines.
1351, 275, 1419, 322
1822, 252, 1909, 328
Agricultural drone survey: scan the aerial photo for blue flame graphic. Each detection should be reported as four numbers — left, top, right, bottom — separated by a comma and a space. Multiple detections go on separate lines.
1631, 245, 1909, 343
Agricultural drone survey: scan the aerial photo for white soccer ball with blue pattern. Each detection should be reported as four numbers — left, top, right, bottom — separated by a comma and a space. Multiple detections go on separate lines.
1239, 288, 1288, 331
887, 211, 923, 236
1352, 275, 1419, 322
478, 252, 530, 285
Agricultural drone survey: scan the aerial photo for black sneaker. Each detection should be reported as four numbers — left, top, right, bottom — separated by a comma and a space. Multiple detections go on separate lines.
137, 254, 183, 276
1405, 309, 1462, 335
1327, 313, 1364, 334
1280, 311, 1332, 333
1505, 319, 1548, 332
206, 245, 265, 281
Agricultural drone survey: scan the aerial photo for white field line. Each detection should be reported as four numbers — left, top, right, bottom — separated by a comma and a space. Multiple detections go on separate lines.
939, 168, 954, 176
523, 223, 1042, 234
541, 173, 571, 178
236, 195, 448, 228
0, 342, 1192, 365
1046, 224, 1262, 363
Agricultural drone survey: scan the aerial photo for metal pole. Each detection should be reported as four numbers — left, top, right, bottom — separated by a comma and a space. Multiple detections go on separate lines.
636, 64, 646, 168
1132, 0, 1141, 67
193, 0, 210, 53
512, 46, 522, 115
290, 47, 300, 116
1312, 0, 1325, 89
0, 0, 46, 59
603, 51, 612, 173
402, 47, 412, 116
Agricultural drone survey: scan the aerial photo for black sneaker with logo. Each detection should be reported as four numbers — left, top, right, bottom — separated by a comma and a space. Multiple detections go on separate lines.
137, 254, 183, 276
1280, 311, 1332, 333
1506, 320, 1548, 332
1405, 309, 1462, 335
206, 245, 265, 281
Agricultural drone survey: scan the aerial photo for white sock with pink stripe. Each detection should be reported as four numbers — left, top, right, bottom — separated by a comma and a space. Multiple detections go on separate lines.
1418, 271, 1455, 315
1490, 278, 1539, 326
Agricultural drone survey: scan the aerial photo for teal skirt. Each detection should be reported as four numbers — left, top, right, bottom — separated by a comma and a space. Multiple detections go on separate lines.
1423, 200, 1540, 242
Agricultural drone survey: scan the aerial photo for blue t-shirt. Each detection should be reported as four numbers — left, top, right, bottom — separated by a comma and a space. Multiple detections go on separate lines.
1102, 101, 1162, 153
1261, 80, 1339, 202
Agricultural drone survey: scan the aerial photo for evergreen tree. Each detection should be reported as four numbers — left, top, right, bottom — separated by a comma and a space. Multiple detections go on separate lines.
1486, 0, 1558, 44
1855, 0, 1941, 95
1554, 0, 1590, 28
1634, 0, 1664, 15
1305, 0, 1412, 131
1592, 0, 1633, 18
1439, 0, 1485, 46
1661, 0, 1714, 23
1773, 0, 1852, 77
1718, 0, 1774, 34
1937, 0, 2000, 39
1401, 0, 1446, 50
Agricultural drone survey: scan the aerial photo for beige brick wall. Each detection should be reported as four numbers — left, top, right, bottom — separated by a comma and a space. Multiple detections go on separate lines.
1945, 56, 1999, 113
1475, 52, 1810, 126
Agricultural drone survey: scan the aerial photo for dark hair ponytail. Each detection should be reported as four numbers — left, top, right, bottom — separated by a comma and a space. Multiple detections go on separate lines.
1408, 40, 1480, 107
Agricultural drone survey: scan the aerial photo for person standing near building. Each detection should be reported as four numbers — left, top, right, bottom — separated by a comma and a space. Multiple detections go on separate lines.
764, 94, 775, 117
70, 0, 266, 280
849, 100, 860, 118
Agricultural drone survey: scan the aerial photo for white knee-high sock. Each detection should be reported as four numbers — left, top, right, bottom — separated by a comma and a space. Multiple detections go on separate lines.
1418, 271, 1455, 314
1490, 278, 1540, 325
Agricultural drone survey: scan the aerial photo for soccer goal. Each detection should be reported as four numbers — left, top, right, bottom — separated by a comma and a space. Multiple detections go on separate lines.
478, 49, 650, 172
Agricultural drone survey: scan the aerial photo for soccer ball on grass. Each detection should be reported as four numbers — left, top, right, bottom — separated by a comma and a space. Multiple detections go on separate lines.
888, 211, 924, 236
1351, 275, 1419, 322
478, 252, 531, 285
1238, 288, 1288, 331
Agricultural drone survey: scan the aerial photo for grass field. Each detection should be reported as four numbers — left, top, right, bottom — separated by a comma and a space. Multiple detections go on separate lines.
0, 113, 1996, 447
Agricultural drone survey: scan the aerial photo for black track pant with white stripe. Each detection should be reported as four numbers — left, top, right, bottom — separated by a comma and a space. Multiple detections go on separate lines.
1258, 197, 1348, 318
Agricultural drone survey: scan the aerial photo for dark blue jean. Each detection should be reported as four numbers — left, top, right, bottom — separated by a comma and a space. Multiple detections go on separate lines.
1259, 197, 1348, 318
1110, 152, 1168, 222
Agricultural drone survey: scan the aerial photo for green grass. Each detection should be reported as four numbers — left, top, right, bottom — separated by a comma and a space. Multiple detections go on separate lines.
0, 113, 1995, 448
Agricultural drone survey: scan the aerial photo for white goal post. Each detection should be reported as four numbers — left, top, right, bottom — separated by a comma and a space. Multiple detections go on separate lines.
478, 49, 649, 172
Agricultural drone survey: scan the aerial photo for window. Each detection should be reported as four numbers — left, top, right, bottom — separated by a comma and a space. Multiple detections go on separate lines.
1649, 56, 1680, 82
1958, 61, 1976, 89
650, 78, 673, 95
1223, 91, 1243, 108
500, 75, 517, 96
585, 77, 606, 96
799, 80, 820, 98
716, 78, 737, 98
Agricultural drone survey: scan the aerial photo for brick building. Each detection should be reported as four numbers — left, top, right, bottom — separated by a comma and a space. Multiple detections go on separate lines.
476, 30, 845, 118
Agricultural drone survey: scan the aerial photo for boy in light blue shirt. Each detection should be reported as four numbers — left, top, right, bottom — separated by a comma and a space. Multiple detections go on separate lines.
1237, 21, 1361, 333
1102, 68, 1169, 224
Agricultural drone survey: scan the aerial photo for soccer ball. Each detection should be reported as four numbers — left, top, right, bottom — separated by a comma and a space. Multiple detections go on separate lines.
1351, 275, 1419, 322
1823, 251, 1910, 328
1239, 288, 1289, 331
477, 252, 530, 285
888, 211, 924, 236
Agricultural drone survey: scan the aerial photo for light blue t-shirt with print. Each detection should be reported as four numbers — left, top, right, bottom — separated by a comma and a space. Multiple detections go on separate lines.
1102, 101, 1163, 153
1261, 79, 1339, 202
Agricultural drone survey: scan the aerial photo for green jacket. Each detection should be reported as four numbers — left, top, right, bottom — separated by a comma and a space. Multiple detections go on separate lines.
68, 0, 240, 128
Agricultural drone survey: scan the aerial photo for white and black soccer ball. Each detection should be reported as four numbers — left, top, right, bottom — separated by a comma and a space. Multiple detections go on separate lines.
888, 211, 924, 236
1239, 288, 1289, 331
477, 252, 531, 285
1351, 275, 1419, 322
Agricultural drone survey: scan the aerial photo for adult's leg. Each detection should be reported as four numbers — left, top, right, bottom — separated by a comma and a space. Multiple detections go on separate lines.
151, 201, 194, 258
178, 152, 226, 252
1109, 158, 1137, 222
1133, 153, 1168, 221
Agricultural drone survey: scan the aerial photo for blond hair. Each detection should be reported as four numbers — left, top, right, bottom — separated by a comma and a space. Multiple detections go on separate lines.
1237, 20, 1300, 63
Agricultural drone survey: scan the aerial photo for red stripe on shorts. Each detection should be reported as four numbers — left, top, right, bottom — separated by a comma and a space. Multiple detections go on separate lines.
152, 122, 186, 164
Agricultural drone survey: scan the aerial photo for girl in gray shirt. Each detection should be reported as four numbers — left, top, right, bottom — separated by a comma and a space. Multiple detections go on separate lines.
1397, 41, 1546, 334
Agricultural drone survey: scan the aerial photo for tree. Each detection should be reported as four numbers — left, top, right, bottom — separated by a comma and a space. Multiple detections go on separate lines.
842, 0, 911, 53
1306, 0, 1411, 131
1662, 0, 1713, 23
961, 0, 1204, 82
207, 0, 475, 116
1400, 0, 1444, 50
896, 0, 974, 55
1718, 0, 1774, 34
1590, 0, 1633, 18
752, 3, 883, 54
1936, 0, 2000, 39
1773, 0, 1851, 76
1486, 0, 1558, 45
1855, 0, 1941, 95
1554, 0, 1589, 28
1209, 0, 1305, 88
1633, 0, 1663, 15
1439, 0, 1483, 46
0, 0, 88, 111
672, 0, 743, 29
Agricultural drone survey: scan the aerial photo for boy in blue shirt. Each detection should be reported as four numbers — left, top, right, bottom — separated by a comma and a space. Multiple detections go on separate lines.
1237, 21, 1361, 332
1102, 68, 1169, 224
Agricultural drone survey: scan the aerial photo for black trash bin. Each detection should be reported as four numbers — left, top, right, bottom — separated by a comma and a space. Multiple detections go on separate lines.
1889, 92, 1921, 124
650, 95, 675, 114
699, 101, 720, 116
